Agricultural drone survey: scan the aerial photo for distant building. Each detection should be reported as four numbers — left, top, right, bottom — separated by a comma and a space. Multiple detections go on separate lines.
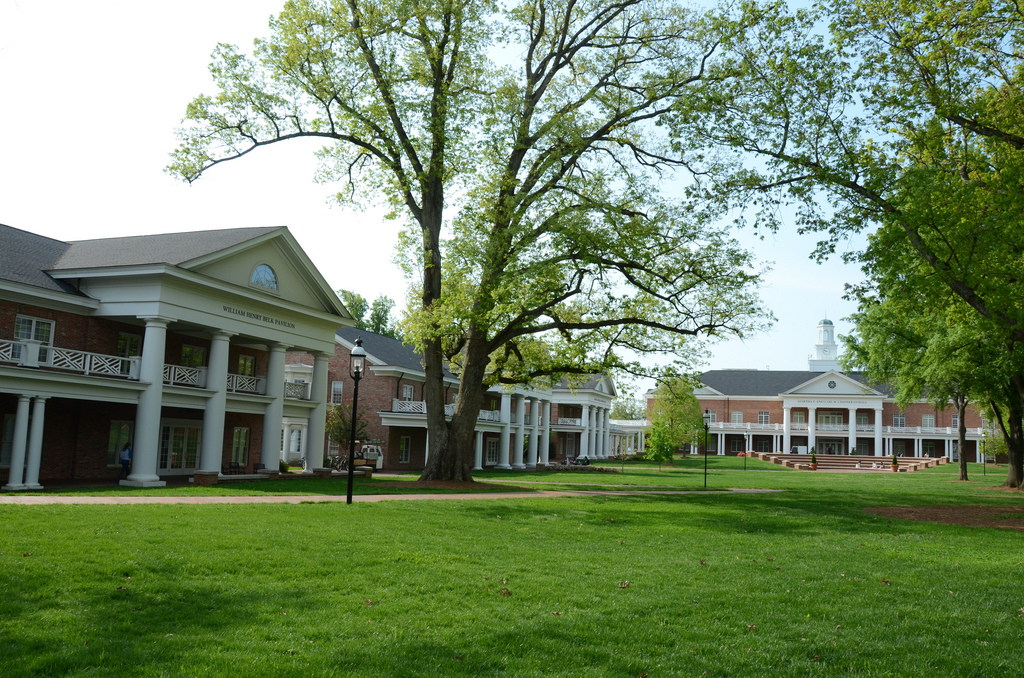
656, 319, 986, 461
288, 329, 627, 469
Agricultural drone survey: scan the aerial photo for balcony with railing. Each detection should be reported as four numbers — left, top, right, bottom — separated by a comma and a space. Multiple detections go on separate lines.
1, 338, 141, 379
557, 417, 583, 426
392, 399, 494, 419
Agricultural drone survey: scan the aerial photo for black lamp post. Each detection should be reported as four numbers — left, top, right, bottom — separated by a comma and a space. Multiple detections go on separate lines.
703, 409, 711, 489
346, 338, 367, 505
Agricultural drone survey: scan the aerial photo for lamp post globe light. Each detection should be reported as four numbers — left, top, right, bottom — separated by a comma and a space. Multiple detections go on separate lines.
346, 338, 367, 505
702, 409, 711, 489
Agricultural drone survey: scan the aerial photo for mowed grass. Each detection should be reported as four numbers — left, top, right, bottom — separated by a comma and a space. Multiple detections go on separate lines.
1, 460, 1022, 677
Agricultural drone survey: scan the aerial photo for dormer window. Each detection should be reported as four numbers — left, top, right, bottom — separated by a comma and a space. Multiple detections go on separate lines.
250, 264, 278, 291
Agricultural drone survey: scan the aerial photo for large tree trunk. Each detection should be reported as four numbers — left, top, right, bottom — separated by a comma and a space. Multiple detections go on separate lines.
1006, 376, 1024, 489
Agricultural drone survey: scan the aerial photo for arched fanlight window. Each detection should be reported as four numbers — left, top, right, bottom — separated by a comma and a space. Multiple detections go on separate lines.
250, 264, 278, 291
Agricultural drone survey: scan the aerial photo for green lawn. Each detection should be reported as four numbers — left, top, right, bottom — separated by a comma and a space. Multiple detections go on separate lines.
1, 461, 1021, 677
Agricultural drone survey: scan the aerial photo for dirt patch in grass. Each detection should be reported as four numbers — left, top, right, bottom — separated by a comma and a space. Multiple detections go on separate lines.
864, 505, 1024, 531
363, 480, 532, 492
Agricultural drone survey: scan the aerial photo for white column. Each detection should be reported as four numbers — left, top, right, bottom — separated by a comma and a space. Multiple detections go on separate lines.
473, 430, 484, 470
22, 397, 47, 489
717, 431, 725, 456
2, 395, 30, 490
299, 422, 310, 460
260, 344, 288, 470
128, 318, 169, 486
602, 409, 610, 458
588, 406, 597, 458
848, 407, 857, 455
306, 352, 329, 470
579, 404, 591, 458
540, 400, 552, 466
874, 409, 883, 456
807, 406, 817, 453
497, 393, 512, 469
200, 330, 233, 472
526, 400, 538, 468
512, 396, 526, 469
782, 407, 791, 454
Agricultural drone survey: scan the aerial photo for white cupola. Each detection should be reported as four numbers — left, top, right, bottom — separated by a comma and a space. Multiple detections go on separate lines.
808, 318, 841, 371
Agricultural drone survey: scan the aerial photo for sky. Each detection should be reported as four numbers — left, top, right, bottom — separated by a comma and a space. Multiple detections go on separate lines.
0, 0, 866, 389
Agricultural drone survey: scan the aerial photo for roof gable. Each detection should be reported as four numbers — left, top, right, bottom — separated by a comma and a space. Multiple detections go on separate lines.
783, 370, 884, 397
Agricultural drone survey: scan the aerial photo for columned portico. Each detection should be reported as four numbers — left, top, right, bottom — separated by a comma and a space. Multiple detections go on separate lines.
848, 407, 857, 455
473, 430, 484, 470
306, 352, 329, 469
540, 400, 551, 466
807, 406, 817, 453
23, 397, 47, 489
2, 395, 31, 490
497, 393, 512, 469
200, 330, 233, 472
512, 396, 526, 469
579, 404, 590, 458
127, 317, 170, 487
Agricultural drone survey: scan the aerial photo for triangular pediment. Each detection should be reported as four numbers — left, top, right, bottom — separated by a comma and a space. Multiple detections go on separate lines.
186, 228, 348, 317
783, 370, 883, 397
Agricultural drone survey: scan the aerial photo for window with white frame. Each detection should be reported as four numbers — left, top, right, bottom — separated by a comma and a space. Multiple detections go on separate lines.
856, 412, 869, 426
117, 333, 141, 374
731, 437, 744, 452
231, 428, 249, 465
951, 414, 959, 429
181, 344, 207, 368
106, 421, 133, 466
792, 412, 805, 424
893, 413, 906, 427
14, 315, 53, 362
922, 414, 935, 428
706, 436, 717, 452
485, 438, 498, 464
399, 436, 411, 463
731, 411, 743, 424
894, 441, 906, 455
856, 441, 869, 455
758, 411, 769, 425
237, 355, 255, 376
757, 438, 770, 452
704, 410, 716, 423
923, 441, 936, 457
402, 384, 415, 401
330, 381, 345, 404
250, 264, 278, 291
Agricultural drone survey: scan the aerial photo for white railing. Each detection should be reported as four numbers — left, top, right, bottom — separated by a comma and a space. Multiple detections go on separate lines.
227, 374, 265, 394
164, 364, 207, 388
710, 422, 782, 430
1, 338, 141, 379
558, 417, 582, 426
285, 381, 311, 399
478, 410, 501, 422
393, 399, 426, 413
855, 425, 874, 432
815, 424, 847, 432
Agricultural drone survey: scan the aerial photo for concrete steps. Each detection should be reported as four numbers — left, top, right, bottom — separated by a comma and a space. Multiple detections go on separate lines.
754, 453, 948, 473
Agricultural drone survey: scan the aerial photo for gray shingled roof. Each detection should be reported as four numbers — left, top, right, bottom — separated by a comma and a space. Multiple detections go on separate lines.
699, 370, 892, 397
336, 327, 455, 376
0, 223, 77, 293
52, 226, 282, 269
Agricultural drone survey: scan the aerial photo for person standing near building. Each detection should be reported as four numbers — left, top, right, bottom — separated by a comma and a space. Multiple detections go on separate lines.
116, 443, 133, 481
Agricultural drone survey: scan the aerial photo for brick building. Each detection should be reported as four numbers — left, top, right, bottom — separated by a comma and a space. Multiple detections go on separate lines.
676, 319, 987, 462
1, 223, 350, 489
288, 328, 625, 470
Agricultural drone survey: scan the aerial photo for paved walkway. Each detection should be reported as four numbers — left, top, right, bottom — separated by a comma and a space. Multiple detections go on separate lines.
0, 488, 781, 505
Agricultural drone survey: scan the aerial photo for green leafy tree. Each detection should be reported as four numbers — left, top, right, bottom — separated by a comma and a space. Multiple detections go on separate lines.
170, 0, 771, 481
647, 377, 703, 468
610, 394, 647, 421
670, 0, 1024, 487
337, 290, 369, 326
366, 295, 398, 338
325, 402, 370, 460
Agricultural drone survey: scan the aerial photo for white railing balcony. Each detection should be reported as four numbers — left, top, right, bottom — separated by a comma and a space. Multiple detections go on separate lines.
856, 425, 874, 432
558, 417, 583, 426
285, 381, 312, 399
478, 410, 501, 422
393, 399, 427, 414
227, 373, 266, 395
1, 339, 141, 379
445, 403, 456, 416
164, 364, 207, 388
790, 423, 808, 431
815, 424, 847, 432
